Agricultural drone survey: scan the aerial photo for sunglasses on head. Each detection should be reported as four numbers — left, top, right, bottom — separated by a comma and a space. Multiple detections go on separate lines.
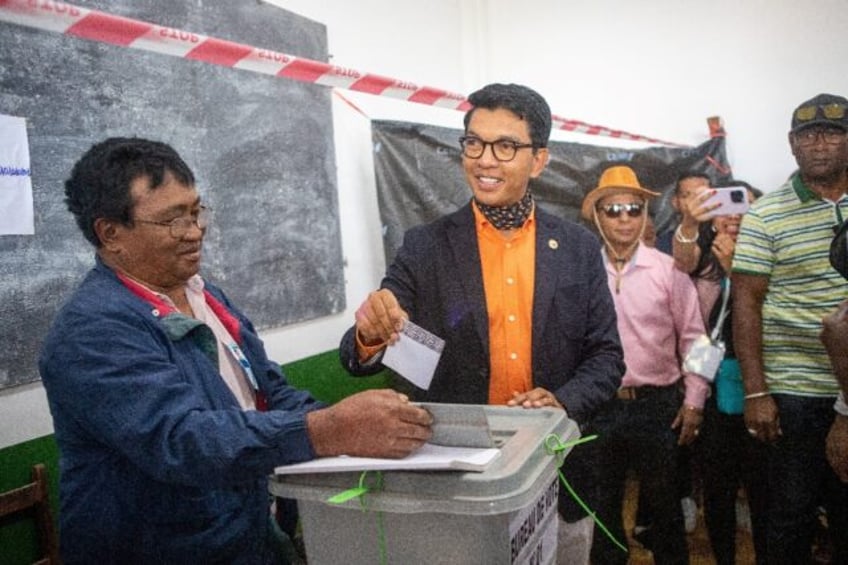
600, 202, 644, 219
794, 103, 847, 122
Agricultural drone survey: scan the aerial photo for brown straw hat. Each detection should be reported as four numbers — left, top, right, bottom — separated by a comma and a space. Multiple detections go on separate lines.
581, 165, 660, 220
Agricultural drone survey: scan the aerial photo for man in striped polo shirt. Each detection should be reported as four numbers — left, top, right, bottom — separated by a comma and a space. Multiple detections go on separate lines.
733, 93, 848, 564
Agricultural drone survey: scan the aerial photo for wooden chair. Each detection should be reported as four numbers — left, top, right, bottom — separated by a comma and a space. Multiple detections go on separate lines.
0, 463, 61, 565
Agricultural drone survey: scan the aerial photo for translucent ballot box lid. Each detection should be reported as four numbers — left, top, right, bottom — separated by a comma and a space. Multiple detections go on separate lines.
269, 405, 579, 516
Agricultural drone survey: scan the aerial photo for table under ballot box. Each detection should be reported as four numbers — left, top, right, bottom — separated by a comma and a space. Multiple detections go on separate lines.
270, 404, 580, 565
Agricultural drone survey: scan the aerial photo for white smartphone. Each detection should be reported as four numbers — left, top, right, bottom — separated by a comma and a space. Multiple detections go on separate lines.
704, 186, 750, 217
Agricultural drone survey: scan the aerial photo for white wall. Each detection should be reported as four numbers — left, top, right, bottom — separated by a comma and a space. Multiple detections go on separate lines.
482, 0, 848, 190
3, 0, 848, 448
272, 0, 848, 191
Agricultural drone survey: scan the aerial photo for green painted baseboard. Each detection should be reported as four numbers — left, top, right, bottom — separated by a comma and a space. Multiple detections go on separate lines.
282, 349, 391, 404
0, 349, 388, 563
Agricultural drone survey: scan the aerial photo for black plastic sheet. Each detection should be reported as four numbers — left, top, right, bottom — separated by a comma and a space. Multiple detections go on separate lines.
372, 120, 731, 264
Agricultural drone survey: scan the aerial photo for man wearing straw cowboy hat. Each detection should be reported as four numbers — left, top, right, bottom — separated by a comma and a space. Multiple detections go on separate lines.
578, 165, 708, 564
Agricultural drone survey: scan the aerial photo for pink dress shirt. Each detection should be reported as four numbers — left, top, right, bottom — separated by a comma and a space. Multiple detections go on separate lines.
604, 244, 709, 408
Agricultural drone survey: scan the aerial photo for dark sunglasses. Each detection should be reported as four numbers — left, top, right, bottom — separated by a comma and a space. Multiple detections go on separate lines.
794, 103, 847, 122
794, 128, 847, 147
600, 202, 644, 219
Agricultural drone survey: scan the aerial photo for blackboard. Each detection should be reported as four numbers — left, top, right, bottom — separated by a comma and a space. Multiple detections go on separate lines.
0, 0, 344, 389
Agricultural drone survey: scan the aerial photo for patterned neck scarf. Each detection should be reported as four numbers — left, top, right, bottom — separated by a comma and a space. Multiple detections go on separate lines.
474, 190, 534, 230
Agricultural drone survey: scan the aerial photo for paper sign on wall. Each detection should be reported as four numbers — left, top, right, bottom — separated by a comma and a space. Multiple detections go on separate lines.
0, 114, 34, 235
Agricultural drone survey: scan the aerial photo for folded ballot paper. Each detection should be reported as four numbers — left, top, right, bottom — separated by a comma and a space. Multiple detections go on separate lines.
274, 404, 499, 474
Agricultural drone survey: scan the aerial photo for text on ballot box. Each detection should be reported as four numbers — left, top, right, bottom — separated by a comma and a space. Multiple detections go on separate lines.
270, 405, 579, 565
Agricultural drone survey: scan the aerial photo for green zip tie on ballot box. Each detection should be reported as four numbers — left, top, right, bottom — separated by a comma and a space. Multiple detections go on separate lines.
544, 433, 629, 554
328, 470, 389, 565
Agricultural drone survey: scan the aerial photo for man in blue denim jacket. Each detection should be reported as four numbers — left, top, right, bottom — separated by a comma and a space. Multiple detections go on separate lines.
39, 137, 432, 564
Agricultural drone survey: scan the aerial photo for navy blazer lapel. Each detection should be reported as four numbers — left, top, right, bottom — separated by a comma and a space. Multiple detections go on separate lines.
533, 209, 564, 342
447, 205, 490, 354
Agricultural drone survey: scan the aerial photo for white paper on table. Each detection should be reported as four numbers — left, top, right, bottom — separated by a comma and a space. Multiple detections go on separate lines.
381, 319, 444, 390
274, 443, 500, 475
0, 114, 34, 235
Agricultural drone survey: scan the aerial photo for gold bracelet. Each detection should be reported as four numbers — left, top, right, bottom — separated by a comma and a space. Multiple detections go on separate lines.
744, 391, 771, 400
674, 224, 699, 244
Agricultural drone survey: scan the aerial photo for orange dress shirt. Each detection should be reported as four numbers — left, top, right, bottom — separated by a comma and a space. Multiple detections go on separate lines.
472, 203, 536, 404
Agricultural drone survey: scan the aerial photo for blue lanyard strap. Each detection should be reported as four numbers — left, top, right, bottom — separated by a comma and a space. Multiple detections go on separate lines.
225, 341, 259, 391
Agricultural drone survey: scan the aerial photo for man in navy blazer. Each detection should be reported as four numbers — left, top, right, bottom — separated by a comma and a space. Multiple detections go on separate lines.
340, 83, 624, 562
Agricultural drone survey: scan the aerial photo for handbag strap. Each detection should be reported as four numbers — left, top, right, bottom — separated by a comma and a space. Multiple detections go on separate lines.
710, 278, 731, 342
710, 277, 730, 342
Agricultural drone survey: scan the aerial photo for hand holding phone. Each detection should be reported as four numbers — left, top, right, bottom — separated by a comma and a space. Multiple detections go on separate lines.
704, 187, 750, 217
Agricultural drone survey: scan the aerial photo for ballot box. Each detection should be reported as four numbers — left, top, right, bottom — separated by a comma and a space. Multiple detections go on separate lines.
269, 405, 579, 565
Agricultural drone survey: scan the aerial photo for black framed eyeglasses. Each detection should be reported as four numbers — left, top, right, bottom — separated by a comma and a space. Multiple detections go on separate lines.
458, 135, 535, 162
793, 128, 847, 147
794, 103, 847, 122
134, 206, 211, 238
599, 202, 644, 219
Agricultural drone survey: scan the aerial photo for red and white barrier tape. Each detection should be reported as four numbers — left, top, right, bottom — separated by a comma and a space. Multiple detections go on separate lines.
0, 0, 681, 146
